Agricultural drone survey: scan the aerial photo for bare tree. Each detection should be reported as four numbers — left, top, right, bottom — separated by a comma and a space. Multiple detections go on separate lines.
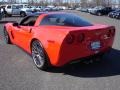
90, 0, 120, 7
80, 0, 88, 7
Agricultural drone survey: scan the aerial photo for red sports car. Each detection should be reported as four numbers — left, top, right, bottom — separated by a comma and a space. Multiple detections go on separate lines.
4, 12, 115, 70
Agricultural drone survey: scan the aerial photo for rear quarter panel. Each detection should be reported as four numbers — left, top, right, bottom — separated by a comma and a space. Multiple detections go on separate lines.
31, 26, 68, 66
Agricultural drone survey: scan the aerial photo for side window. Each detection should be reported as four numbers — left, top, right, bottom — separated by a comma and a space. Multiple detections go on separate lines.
20, 16, 38, 26
19, 5, 23, 8
7, 5, 11, 9
40, 16, 65, 25
12, 5, 18, 9
40, 14, 93, 27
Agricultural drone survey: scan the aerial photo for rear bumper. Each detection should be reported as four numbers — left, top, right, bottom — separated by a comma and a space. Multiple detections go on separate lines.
53, 37, 114, 67
69, 50, 109, 64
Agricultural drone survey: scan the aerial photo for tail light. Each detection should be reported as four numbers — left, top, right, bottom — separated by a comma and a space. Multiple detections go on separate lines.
104, 28, 115, 39
106, 28, 115, 37
77, 33, 85, 43
109, 28, 115, 36
66, 34, 75, 44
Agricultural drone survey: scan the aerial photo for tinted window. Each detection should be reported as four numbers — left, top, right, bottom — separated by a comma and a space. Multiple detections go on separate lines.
20, 16, 38, 26
17, 5, 23, 8
12, 5, 20, 9
40, 14, 93, 27
24, 5, 29, 8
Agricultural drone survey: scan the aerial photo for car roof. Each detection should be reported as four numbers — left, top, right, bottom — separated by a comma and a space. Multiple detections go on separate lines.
29, 12, 47, 16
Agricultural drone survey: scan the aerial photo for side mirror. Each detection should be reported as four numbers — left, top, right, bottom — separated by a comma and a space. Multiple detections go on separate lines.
13, 23, 19, 27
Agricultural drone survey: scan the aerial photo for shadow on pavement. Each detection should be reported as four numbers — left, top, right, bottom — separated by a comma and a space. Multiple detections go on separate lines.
47, 48, 120, 78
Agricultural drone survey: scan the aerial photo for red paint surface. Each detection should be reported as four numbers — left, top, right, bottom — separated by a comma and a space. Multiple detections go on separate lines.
4, 12, 115, 67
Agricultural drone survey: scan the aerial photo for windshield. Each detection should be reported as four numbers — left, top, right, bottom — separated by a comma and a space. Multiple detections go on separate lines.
40, 13, 93, 27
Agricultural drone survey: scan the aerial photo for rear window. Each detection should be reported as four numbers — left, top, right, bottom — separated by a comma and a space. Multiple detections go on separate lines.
40, 13, 93, 27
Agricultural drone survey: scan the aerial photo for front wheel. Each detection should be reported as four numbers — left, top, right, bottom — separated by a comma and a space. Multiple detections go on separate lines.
3, 29, 11, 44
20, 12, 26, 17
97, 12, 102, 16
31, 40, 50, 70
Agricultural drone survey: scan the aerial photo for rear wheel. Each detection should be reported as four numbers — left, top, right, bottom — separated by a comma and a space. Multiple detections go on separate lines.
3, 29, 11, 44
31, 40, 50, 70
20, 12, 26, 17
97, 12, 102, 16
116, 16, 120, 19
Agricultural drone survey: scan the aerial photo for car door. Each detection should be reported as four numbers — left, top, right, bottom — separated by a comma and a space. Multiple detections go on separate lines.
12, 16, 37, 51
12, 5, 21, 15
14, 26, 33, 51
11, 25, 31, 49
6, 5, 12, 14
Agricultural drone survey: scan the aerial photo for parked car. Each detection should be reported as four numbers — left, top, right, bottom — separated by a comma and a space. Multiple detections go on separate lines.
42, 6, 60, 12
108, 10, 118, 18
58, 6, 67, 10
80, 8, 88, 12
0, 8, 4, 20
4, 12, 115, 70
43, 7, 52, 11
2, 4, 36, 17
68, 7, 74, 10
90, 6, 113, 16
52, 7, 60, 11
76, 7, 80, 11
87, 7, 94, 13
114, 11, 120, 19
108, 9, 120, 18
35, 6, 43, 11
28, 6, 37, 11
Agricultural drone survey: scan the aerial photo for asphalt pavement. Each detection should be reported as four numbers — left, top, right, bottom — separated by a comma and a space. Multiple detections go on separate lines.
0, 10, 120, 90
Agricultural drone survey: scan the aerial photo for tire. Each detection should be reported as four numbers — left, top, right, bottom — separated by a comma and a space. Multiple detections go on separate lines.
31, 40, 50, 70
20, 12, 26, 17
97, 12, 102, 16
3, 29, 11, 44
116, 16, 120, 19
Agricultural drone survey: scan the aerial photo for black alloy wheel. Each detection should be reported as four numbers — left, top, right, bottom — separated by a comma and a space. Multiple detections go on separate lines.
20, 12, 26, 17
